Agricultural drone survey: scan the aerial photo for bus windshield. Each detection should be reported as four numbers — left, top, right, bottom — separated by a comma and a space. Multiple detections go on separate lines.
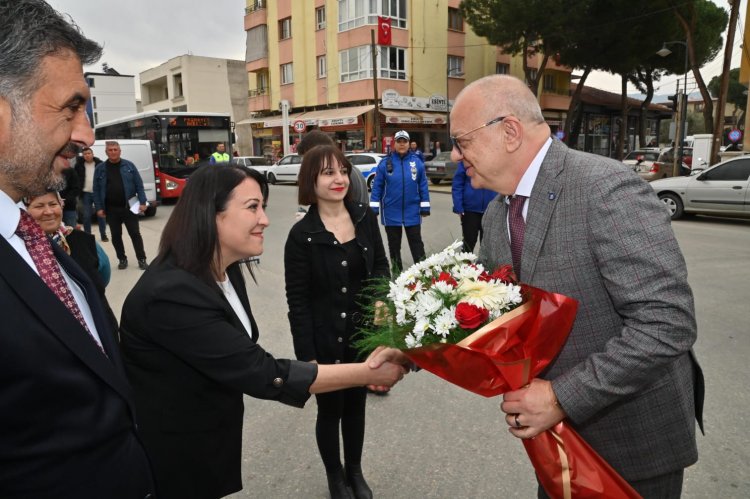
95, 111, 232, 163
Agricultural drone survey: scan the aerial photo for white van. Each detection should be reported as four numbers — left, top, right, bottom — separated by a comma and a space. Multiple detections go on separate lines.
90, 139, 158, 216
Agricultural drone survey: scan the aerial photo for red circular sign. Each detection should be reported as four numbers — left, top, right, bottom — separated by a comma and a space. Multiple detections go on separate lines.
292, 120, 306, 133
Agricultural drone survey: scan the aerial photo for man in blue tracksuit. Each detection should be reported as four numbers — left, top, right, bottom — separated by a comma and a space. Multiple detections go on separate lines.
451, 160, 498, 253
370, 130, 430, 272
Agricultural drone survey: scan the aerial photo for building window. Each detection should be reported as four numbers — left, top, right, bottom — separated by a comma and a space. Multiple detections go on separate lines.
695, 103, 704, 112
526, 69, 538, 84
379, 46, 406, 79
447, 55, 464, 76
316, 6, 326, 30
173, 73, 183, 97
337, 0, 407, 32
87, 77, 95, 88
543, 74, 555, 91
339, 45, 406, 82
92, 96, 97, 109
448, 7, 463, 31
172, 105, 187, 112
317, 55, 327, 79
93, 112, 98, 124
257, 71, 269, 91
279, 17, 292, 40
496, 63, 509, 75
280, 63, 293, 85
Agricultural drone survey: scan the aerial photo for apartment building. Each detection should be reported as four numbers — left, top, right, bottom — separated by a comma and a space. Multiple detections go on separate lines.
84, 70, 137, 126
140, 55, 251, 154
241, 0, 571, 158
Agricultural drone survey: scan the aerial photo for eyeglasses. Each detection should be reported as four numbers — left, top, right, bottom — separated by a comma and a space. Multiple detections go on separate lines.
449, 116, 507, 155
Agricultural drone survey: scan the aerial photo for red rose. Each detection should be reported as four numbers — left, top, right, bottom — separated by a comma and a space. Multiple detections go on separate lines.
478, 271, 492, 282
455, 302, 489, 330
491, 265, 517, 284
434, 271, 458, 287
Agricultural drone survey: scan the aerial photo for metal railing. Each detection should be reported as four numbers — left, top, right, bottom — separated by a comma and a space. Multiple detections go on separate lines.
248, 88, 269, 98
245, 0, 266, 14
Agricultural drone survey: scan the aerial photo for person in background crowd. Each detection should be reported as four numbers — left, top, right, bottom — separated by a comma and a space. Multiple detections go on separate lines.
451, 160, 497, 253
74, 146, 108, 241
409, 140, 424, 161
60, 165, 80, 228
25, 191, 115, 325
430, 140, 443, 158
451, 74, 703, 498
93, 140, 148, 270
0, 2, 155, 496
285, 146, 390, 499
370, 130, 430, 272
210, 142, 231, 165
119, 164, 406, 499
185, 156, 195, 166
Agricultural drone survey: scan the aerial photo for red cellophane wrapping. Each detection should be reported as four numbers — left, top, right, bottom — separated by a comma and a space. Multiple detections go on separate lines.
402, 286, 641, 499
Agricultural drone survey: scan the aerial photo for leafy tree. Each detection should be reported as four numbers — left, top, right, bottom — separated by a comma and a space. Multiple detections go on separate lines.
459, 0, 575, 95
708, 68, 747, 126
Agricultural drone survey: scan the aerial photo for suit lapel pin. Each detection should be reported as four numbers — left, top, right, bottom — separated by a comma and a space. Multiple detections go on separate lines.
548, 192, 556, 200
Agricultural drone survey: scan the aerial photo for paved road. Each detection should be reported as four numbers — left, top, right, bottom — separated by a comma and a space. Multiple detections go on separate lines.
101, 184, 750, 498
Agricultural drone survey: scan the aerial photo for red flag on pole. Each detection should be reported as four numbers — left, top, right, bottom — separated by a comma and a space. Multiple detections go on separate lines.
378, 16, 392, 46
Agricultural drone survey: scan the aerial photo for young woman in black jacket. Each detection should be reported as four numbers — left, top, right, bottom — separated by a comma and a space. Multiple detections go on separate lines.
285, 146, 390, 499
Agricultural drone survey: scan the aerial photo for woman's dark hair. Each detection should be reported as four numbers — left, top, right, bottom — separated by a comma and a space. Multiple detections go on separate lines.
157, 165, 268, 285
297, 145, 353, 205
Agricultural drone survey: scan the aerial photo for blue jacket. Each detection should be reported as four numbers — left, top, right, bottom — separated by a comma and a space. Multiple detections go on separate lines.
369, 150, 430, 226
93, 159, 147, 211
451, 161, 498, 214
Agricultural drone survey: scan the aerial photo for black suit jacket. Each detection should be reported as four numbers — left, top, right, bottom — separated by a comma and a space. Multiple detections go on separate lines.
0, 237, 154, 498
120, 258, 317, 499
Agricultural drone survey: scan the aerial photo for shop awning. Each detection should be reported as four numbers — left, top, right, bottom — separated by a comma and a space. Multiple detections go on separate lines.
237, 105, 374, 129
236, 112, 306, 128
380, 109, 447, 125
302, 104, 374, 127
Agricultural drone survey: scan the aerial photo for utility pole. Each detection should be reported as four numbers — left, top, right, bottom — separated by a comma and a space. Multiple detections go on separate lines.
371, 30, 382, 153
709, 0, 741, 165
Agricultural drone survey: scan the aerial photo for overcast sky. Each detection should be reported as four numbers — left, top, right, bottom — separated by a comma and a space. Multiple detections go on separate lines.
47, 0, 743, 106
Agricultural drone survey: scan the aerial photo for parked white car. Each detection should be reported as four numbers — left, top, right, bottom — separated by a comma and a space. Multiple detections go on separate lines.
266, 154, 301, 184
345, 153, 385, 190
649, 155, 750, 220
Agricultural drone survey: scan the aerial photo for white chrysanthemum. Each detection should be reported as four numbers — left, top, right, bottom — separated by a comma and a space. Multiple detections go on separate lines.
430, 280, 456, 296
412, 318, 430, 339
414, 290, 444, 319
432, 307, 458, 337
453, 263, 483, 281
405, 333, 420, 348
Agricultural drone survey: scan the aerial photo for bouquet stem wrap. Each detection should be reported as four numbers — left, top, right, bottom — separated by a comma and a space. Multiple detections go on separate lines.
402, 286, 641, 499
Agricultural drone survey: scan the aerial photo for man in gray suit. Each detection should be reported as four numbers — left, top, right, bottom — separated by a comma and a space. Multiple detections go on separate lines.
449, 75, 703, 498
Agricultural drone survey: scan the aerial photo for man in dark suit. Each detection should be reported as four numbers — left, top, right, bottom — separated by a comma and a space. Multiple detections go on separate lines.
449, 75, 703, 498
0, 1, 154, 497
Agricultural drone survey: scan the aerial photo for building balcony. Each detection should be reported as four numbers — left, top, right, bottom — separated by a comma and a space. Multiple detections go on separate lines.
247, 57, 268, 72
244, 1, 267, 29
248, 88, 270, 112
539, 91, 571, 112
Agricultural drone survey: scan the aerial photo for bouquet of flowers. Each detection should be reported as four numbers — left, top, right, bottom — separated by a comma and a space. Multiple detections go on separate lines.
357, 241, 641, 499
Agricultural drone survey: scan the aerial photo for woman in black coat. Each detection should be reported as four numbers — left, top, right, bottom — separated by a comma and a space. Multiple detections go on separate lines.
285, 146, 390, 499
119, 165, 405, 499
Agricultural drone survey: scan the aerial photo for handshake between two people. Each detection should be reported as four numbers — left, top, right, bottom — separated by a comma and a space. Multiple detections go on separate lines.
365, 346, 412, 393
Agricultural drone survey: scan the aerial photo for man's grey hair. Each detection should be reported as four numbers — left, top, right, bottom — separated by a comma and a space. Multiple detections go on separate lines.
105, 140, 120, 147
0, 0, 102, 111
471, 75, 546, 124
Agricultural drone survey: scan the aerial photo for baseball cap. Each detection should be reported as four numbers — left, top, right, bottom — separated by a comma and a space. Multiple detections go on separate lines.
394, 130, 410, 141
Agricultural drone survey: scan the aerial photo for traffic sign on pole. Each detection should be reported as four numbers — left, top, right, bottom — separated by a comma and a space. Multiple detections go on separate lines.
292, 120, 306, 133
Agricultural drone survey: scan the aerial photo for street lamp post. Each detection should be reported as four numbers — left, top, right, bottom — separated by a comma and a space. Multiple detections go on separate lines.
446, 67, 464, 145
657, 40, 688, 177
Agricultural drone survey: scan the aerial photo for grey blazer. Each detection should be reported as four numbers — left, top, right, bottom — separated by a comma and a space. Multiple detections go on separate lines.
480, 139, 704, 482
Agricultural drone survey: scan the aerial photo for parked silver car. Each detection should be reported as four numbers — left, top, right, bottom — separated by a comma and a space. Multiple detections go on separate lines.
649, 156, 750, 220
265, 154, 301, 184
424, 151, 458, 185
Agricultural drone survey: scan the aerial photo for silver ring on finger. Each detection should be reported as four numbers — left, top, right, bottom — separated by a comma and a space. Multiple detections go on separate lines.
514, 414, 522, 428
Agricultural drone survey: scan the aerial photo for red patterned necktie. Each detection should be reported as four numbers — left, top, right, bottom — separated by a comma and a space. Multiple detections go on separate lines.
16, 209, 106, 356
508, 195, 527, 279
